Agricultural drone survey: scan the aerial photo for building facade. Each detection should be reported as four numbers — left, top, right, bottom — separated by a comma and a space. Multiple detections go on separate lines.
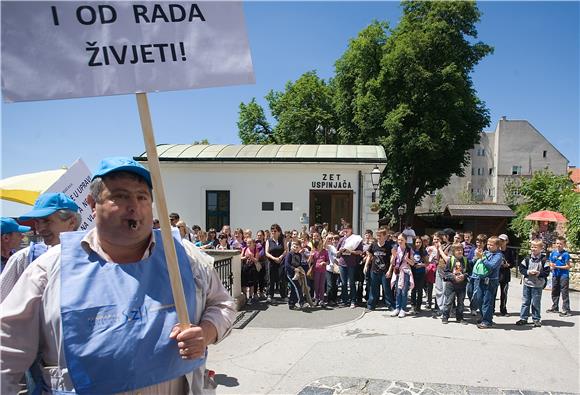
135, 144, 386, 235
418, 117, 569, 213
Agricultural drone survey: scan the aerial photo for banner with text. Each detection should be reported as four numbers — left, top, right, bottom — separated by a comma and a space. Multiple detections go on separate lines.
1, 1, 255, 102
46, 158, 95, 231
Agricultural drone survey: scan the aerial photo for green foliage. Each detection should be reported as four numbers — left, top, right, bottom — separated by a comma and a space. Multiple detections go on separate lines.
192, 139, 210, 145
503, 178, 522, 208
267, 71, 337, 144
432, 192, 443, 213
509, 170, 577, 250
237, 98, 273, 144
561, 192, 580, 249
237, 1, 493, 222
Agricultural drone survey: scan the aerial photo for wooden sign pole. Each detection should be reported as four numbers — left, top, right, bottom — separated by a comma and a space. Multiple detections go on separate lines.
136, 92, 190, 327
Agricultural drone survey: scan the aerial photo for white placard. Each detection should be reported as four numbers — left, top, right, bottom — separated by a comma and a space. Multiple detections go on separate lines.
1, 1, 255, 102
46, 158, 95, 231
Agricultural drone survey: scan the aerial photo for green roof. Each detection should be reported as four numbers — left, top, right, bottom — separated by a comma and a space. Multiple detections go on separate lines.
135, 144, 387, 163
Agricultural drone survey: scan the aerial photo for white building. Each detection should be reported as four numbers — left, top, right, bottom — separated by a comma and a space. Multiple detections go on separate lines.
419, 117, 569, 213
135, 144, 386, 234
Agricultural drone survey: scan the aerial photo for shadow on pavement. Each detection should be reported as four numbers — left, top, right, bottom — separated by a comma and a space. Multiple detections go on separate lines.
213, 374, 239, 388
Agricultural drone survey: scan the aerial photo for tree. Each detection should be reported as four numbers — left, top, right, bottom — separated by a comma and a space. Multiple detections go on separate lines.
237, 98, 274, 144
382, 1, 492, 221
238, 72, 336, 144
237, 1, 493, 223
192, 139, 210, 145
267, 71, 336, 144
509, 170, 578, 250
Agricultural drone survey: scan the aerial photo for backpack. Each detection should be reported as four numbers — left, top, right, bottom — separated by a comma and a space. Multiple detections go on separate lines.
472, 256, 490, 277
449, 256, 468, 272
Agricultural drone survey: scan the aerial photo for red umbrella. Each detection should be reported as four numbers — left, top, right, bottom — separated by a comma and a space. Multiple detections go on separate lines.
524, 210, 568, 223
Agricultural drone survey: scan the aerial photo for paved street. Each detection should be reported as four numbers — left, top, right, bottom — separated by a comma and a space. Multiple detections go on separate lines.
207, 282, 579, 394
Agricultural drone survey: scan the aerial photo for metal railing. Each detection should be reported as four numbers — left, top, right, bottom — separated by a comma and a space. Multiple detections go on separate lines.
213, 257, 233, 295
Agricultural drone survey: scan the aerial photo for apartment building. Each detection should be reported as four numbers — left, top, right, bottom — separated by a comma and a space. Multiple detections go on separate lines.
418, 117, 569, 213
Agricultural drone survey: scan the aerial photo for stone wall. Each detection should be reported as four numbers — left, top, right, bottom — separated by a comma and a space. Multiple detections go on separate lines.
569, 252, 580, 291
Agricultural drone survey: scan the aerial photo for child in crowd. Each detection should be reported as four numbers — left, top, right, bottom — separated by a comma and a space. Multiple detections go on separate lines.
215, 233, 229, 250
364, 228, 394, 311
230, 228, 245, 250
410, 237, 427, 314
439, 243, 469, 324
194, 230, 213, 249
325, 234, 340, 305
516, 239, 550, 327
425, 233, 440, 311
390, 234, 415, 318
467, 234, 487, 313
285, 241, 305, 309
309, 233, 329, 306
462, 231, 475, 259
241, 237, 259, 304
547, 236, 572, 317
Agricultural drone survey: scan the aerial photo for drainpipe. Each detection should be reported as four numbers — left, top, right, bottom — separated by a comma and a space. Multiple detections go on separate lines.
358, 170, 363, 234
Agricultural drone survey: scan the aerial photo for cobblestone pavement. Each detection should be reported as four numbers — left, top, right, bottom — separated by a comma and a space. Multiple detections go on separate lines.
298, 377, 576, 395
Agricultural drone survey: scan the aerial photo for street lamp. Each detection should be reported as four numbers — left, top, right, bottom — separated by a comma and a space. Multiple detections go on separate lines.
397, 204, 406, 232
315, 124, 336, 144
370, 165, 381, 202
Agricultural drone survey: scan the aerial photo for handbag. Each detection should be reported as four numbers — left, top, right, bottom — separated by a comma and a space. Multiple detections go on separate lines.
306, 265, 314, 280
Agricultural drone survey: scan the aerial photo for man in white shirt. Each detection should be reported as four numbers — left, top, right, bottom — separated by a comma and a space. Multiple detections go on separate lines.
0, 192, 80, 302
402, 223, 416, 245
1, 157, 235, 394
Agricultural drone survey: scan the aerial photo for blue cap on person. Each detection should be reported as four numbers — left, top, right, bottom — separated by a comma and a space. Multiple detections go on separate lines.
19, 193, 80, 221
92, 157, 152, 188
0, 217, 31, 235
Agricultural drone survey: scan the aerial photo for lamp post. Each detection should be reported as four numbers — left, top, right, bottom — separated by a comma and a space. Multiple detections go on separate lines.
370, 165, 381, 202
315, 124, 336, 144
397, 204, 406, 232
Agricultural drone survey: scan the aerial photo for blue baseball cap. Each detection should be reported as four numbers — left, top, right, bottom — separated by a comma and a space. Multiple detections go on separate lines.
19, 193, 79, 221
92, 157, 152, 188
1, 217, 31, 235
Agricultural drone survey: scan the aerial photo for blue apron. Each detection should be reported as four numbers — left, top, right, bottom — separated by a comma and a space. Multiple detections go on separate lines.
60, 230, 203, 394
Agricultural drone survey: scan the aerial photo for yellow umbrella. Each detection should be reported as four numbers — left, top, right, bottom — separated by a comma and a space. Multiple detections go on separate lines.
0, 169, 67, 205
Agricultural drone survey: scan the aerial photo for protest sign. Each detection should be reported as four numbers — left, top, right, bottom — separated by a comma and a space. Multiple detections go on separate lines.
46, 158, 95, 231
1, 1, 255, 102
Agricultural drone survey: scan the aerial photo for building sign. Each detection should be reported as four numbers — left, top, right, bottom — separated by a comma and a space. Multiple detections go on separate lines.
311, 173, 352, 190
1, 1, 254, 102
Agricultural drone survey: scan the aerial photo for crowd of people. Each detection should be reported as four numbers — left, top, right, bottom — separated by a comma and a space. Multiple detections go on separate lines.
169, 218, 573, 329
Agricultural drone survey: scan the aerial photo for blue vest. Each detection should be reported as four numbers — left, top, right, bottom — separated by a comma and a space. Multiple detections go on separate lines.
60, 230, 203, 394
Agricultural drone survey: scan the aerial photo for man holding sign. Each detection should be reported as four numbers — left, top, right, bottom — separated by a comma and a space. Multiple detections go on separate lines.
0, 157, 235, 394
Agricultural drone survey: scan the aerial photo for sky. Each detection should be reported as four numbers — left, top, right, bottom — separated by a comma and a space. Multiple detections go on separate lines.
1, 1, 579, 217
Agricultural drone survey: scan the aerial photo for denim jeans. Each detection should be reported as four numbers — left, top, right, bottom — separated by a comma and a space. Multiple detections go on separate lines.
286, 273, 304, 306
551, 276, 570, 312
442, 284, 465, 320
410, 270, 425, 310
339, 265, 357, 304
520, 285, 542, 322
367, 270, 392, 309
480, 278, 499, 325
394, 272, 410, 311
325, 271, 339, 303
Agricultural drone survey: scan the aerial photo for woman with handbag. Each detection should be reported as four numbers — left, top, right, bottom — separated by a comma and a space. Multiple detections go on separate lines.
390, 234, 415, 318
309, 232, 329, 307
241, 238, 259, 305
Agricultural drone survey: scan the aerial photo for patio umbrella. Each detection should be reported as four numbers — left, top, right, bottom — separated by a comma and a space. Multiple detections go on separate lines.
0, 169, 66, 205
524, 210, 568, 223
